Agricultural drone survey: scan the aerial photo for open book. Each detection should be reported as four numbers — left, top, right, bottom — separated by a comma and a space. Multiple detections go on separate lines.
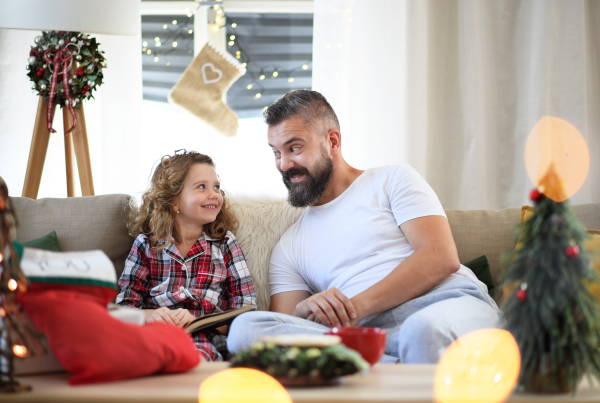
185, 306, 256, 334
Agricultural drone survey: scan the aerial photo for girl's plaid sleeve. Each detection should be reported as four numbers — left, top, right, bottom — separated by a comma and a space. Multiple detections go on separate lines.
116, 235, 151, 308
222, 232, 256, 309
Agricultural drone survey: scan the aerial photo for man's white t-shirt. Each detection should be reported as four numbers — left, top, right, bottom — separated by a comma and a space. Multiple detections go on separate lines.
269, 165, 486, 299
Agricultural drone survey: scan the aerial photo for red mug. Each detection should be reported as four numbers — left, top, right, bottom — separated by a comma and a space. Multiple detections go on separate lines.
325, 326, 386, 366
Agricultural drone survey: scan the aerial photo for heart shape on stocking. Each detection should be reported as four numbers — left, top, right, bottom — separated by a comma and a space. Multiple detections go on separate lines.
201, 62, 223, 84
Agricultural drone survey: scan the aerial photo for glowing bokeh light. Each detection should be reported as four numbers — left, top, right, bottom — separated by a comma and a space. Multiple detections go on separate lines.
13, 345, 27, 358
525, 116, 589, 202
434, 329, 520, 403
7, 279, 17, 291
199, 368, 291, 403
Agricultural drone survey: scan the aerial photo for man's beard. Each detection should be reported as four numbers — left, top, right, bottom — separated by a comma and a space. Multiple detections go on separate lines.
281, 148, 334, 207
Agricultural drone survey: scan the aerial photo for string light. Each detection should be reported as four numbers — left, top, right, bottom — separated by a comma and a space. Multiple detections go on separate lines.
155, 37, 160, 42
247, 84, 253, 89
172, 41, 178, 47
255, 93, 262, 99
147, 49, 151, 54
302, 64, 309, 70
231, 23, 237, 28
7, 279, 17, 291
166, 62, 170, 66
0, 252, 3, 263
259, 75, 265, 80
13, 345, 27, 358
218, 9, 223, 14
0, 307, 5, 317
288, 77, 294, 83
187, 12, 192, 17
272, 71, 278, 77
142, 47, 146, 52
163, 24, 167, 29
172, 20, 177, 25
242, 63, 247, 67
154, 56, 159, 62
156, 42, 162, 47
230, 35, 236, 40
188, 29, 193, 34
228, 41, 234, 46
143, 41, 148, 47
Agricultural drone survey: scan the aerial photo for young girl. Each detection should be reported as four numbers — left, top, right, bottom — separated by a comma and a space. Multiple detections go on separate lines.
116, 150, 256, 361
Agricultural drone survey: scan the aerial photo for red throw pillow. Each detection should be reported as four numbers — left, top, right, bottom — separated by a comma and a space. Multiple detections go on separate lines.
17, 288, 200, 385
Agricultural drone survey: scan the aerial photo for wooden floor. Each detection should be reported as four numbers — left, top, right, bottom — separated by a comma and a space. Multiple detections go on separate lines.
2, 362, 600, 403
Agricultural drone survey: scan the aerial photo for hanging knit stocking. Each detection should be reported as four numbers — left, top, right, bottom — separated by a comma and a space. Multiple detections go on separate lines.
169, 41, 245, 137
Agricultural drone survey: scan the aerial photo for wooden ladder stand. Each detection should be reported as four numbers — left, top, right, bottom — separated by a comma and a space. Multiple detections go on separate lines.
22, 95, 94, 199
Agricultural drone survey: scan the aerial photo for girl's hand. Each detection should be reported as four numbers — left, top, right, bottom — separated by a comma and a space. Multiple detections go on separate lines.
173, 308, 197, 328
145, 307, 181, 326
215, 325, 229, 335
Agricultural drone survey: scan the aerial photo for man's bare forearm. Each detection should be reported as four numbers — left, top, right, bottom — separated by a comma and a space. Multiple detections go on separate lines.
351, 244, 459, 323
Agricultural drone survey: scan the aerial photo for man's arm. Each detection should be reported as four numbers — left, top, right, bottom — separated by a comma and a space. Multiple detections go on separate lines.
270, 289, 357, 328
270, 290, 310, 315
350, 215, 460, 325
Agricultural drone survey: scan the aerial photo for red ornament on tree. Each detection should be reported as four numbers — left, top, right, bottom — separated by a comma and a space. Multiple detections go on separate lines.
517, 289, 527, 301
530, 188, 543, 202
566, 245, 580, 258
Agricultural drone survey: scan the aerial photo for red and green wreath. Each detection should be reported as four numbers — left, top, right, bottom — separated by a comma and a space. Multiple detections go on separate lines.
26, 31, 106, 109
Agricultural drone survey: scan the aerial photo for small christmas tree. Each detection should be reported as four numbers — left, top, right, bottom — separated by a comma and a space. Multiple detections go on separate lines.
501, 169, 600, 393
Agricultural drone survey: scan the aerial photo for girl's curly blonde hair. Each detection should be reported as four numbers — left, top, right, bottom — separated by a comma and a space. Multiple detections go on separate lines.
128, 150, 238, 249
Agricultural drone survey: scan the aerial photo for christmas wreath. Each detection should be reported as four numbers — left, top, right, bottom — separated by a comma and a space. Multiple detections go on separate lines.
26, 31, 106, 109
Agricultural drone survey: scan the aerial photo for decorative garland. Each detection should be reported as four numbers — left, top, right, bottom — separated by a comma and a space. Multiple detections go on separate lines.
26, 31, 106, 109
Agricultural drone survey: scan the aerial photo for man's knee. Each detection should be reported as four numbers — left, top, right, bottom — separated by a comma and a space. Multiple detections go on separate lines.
227, 311, 273, 353
397, 311, 453, 364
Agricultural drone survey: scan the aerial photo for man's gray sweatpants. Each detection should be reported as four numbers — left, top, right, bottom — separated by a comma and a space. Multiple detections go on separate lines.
227, 277, 502, 364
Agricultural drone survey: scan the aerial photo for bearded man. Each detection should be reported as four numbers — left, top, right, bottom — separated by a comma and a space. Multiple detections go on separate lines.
227, 90, 501, 363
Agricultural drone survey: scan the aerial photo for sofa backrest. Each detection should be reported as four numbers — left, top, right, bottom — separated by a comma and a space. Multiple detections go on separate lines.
11, 194, 135, 278
10, 191, 600, 310
447, 203, 600, 300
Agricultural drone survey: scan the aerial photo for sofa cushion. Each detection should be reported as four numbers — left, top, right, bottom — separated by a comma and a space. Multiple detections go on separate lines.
23, 230, 62, 251
17, 288, 200, 385
445, 208, 521, 301
229, 197, 305, 311
445, 203, 600, 301
11, 194, 135, 281
462, 255, 494, 297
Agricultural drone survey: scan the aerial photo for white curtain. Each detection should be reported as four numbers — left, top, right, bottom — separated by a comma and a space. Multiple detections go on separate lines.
0, 28, 143, 198
313, 0, 600, 210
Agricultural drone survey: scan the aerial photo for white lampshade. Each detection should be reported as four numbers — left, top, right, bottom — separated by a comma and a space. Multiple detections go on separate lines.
0, 0, 140, 36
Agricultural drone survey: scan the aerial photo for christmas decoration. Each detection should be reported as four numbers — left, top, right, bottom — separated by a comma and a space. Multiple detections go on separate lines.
501, 173, 600, 393
26, 31, 105, 133
516, 283, 528, 302
168, 41, 245, 137
566, 244, 580, 258
143, 5, 311, 110
529, 188, 543, 202
231, 341, 369, 385
0, 179, 45, 393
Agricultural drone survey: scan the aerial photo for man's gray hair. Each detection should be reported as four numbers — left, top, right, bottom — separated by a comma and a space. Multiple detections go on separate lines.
263, 89, 340, 133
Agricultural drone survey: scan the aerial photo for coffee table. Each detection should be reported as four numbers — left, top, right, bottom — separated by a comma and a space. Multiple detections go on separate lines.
1, 362, 600, 403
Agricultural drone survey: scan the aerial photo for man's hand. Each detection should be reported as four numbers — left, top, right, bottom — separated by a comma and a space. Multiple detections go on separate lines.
172, 308, 197, 328
292, 288, 357, 327
145, 307, 181, 326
